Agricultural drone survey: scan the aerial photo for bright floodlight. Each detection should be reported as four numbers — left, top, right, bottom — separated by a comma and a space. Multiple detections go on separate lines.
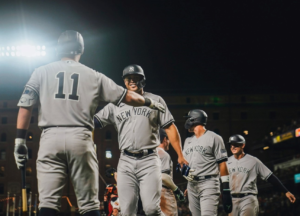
2, 44, 47, 57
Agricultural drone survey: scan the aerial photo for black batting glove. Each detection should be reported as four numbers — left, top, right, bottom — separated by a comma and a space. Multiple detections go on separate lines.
174, 187, 185, 202
222, 182, 232, 214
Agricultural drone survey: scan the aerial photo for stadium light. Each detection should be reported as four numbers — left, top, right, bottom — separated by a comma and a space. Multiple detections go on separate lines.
106, 150, 112, 158
0, 44, 47, 58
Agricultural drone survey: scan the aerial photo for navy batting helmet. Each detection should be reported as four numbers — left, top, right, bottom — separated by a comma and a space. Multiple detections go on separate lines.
122, 64, 146, 88
56, 30, 84, 56
184, 109, 208, 129
227, 134, 246, 145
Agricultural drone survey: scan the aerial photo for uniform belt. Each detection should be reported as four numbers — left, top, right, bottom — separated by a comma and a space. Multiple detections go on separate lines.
43, 125, 92, 131
193, 175, 215, 181
231, 193, 256, 198
124, 149, 155, 158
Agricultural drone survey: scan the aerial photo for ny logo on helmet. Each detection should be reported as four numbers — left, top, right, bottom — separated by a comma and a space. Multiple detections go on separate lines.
129, 67, 134, 72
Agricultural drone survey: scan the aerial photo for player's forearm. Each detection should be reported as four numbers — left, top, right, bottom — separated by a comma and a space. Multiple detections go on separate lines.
219, 162, 229, 176
161, 173, 177, 191
267, 174, 288, 193
122, 90, 145, 106
164, 123, 184, 158
17, 107, 33, 130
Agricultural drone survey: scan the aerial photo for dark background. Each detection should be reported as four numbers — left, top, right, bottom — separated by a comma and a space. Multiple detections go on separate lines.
0, 1, 299, 99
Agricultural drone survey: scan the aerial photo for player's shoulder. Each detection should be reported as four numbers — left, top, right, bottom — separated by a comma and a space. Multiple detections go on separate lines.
206, 130, 224, 142
184, 135, 195, 144
246, 154, 262, 163
227, 155, 235, 162
143, 92, 162, 100
157, 147, 169, 157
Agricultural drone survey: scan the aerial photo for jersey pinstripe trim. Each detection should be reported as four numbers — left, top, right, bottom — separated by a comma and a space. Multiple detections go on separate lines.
265, 172, 273, 180
94, 115, 104, 128
116, 89, 127, 106
160, 119, 175, 128
25, 84, 40, 97
161, 169, 171, 174
216, 157, 228, 164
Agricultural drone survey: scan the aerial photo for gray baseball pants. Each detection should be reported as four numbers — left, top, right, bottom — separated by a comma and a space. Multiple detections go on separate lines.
229, 195, 259, 216
117, 151, 164, 216
187, 177, 220, 216
37, 127, 100, 215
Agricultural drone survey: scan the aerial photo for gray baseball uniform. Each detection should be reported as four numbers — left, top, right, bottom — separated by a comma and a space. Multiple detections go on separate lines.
183, 130, 228, 216
17, 60, 126, 214
157, 147, 177, 216
227, 154, 272, 216
94, 92, 174, 216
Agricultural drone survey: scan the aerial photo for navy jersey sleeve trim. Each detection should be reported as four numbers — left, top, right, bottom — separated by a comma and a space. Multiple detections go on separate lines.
216, 157, 228, 164
161, 119, 175, 128
94, 115, 104, 128
116, 89, 127, 106
161, 169, 171, 174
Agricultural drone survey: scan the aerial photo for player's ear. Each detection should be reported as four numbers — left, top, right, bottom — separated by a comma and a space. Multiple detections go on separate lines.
242, 144, 246, 149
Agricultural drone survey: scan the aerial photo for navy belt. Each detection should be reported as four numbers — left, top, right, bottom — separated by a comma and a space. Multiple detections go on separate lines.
124, 149, 154, 158
231, 193, 256, 198
193, 175, 215, 181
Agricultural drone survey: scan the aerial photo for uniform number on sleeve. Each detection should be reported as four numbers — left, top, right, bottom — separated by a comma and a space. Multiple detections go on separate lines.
55, 72, 79, 101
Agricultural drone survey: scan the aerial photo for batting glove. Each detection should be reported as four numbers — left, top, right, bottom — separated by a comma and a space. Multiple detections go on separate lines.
144, 98, 165, 113
14, 138, 28, 169
183, 169, 195, 181
174, 187, 185, 202
221, 176, 232, 214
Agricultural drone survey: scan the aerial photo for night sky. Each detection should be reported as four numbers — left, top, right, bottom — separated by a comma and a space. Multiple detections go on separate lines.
0, 1, 299, 99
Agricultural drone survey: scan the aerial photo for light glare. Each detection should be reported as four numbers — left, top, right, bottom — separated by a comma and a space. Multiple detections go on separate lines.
42, 46, 46, 50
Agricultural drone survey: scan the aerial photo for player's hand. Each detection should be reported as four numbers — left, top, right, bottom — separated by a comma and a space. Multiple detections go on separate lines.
174, 187, 185, 202
184, 189, 188, 197
183, 169, 195, 182
222, 189, 232, 214
286, 192, 296, 203
178, 156, 189, 168
14, 138, 28, 169
146, 98, 165, 113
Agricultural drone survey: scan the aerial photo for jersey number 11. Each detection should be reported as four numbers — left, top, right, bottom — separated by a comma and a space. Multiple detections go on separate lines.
55, 72, 79, 101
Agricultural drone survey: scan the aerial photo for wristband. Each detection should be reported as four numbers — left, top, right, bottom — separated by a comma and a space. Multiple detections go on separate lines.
16, 129, 27, 139
221, 175, 229, 183
144, 97, 151, 106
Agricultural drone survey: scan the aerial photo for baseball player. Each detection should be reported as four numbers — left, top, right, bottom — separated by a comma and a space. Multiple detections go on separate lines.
94, 64, 188, 216
14, 31, 165, 216
157, 128, 185, 216
180, 109, 232, 216
227, 134, 296, 216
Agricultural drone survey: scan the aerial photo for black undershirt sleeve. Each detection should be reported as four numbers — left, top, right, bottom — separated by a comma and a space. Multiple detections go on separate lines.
267, 174, 288, 193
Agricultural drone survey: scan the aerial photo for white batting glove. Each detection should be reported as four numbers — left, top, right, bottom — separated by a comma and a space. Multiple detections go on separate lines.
14, 138, 28, 169
147, 98, 165, 113
183, 169, 195, 181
